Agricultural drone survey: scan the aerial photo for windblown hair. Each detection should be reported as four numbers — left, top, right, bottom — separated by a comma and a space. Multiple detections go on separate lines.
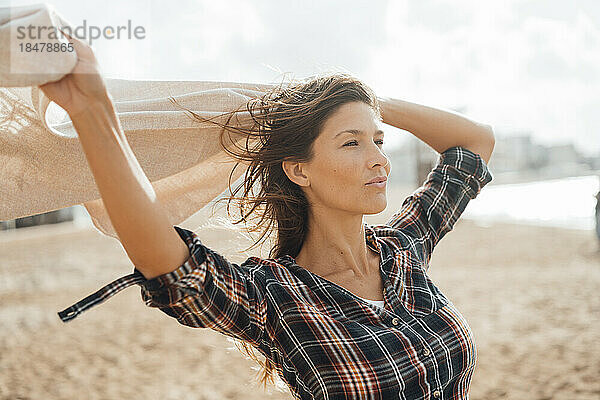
168, 71, 381, 389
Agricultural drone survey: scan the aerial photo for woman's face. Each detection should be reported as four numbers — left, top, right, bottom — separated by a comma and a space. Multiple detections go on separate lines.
284, 101, 391, 216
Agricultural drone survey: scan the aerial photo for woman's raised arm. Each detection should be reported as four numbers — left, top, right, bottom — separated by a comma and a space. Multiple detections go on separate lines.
377, 96, 495, 163
39, 31, 189, 279
376, 96, 494, 265
69, 101, 190, 278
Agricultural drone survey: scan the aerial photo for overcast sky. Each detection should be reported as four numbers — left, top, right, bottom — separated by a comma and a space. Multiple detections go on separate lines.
8, 0, 600, 156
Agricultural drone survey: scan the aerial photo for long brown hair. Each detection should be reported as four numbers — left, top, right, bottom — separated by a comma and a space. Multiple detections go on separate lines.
169, 71, 381, 389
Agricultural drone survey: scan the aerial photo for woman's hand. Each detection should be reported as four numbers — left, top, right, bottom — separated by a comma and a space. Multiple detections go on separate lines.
376, 95, 390, 123
38, 30, 110, 118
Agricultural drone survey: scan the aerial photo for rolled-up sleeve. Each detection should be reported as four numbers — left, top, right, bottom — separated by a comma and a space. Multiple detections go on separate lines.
137, 225, 267, 346
386, 146, 493, 264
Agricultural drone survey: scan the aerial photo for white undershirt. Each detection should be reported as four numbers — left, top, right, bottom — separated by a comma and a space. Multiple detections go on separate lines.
357, 296, 385, 308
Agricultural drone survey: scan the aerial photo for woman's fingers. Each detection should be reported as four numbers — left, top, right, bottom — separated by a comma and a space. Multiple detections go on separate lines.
37, 27, 107, 114
59, 28, 97, 62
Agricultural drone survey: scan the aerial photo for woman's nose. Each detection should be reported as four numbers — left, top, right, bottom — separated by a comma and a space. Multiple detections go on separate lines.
370, 145, 389, 169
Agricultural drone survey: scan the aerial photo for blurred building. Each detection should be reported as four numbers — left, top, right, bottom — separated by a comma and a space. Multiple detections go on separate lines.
485, 131, 597, 183
485, 133, 547, 173
386, 129, 600, 187
0, 208, 73, 231
546, 143, 582, 164
386, 135, 438, 186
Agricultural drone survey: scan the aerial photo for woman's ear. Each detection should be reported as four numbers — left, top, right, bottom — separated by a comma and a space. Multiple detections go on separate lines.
281, 160, 310, 187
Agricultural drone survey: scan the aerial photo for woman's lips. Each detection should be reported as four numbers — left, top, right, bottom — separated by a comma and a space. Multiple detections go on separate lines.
366, 175, 387, 185
366, 181, 387, 188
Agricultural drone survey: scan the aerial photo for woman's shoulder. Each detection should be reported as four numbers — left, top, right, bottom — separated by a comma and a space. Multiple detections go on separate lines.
242, 254, 292, 267
238, 255, 312, 301
365, 223, 414, 249
239, 254, 298, 278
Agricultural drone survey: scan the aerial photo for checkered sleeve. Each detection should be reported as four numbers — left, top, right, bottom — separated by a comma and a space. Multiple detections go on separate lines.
137, 226, 267, 346
386, 146, 493, 264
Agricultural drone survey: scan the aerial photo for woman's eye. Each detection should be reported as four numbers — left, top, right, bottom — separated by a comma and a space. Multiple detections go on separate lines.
343, 140, 385, 147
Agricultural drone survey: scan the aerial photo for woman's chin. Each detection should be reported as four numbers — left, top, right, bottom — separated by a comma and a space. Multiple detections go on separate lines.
364, 200, 387, 215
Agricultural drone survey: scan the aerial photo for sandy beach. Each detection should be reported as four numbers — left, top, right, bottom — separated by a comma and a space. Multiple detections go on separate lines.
1, 208, 598, 399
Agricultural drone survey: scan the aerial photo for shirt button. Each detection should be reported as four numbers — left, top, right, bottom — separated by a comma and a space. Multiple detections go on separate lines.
391, 317, 400, 326
422, 347, 431, 356
433, 389, 441, 398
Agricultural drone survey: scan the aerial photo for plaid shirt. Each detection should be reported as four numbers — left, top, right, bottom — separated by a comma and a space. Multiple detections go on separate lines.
59, 146, 493, 400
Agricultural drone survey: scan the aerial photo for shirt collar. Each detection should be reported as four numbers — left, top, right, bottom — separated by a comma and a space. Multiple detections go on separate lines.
364, 223, 381, 254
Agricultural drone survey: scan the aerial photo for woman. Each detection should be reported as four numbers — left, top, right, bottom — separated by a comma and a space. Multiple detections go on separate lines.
46, 32, 494, 400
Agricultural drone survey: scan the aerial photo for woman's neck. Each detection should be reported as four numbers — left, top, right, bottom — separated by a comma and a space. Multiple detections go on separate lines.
296, 214, 378, 279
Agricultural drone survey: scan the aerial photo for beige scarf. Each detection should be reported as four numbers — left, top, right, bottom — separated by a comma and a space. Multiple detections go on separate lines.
1, 3, 275, 239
